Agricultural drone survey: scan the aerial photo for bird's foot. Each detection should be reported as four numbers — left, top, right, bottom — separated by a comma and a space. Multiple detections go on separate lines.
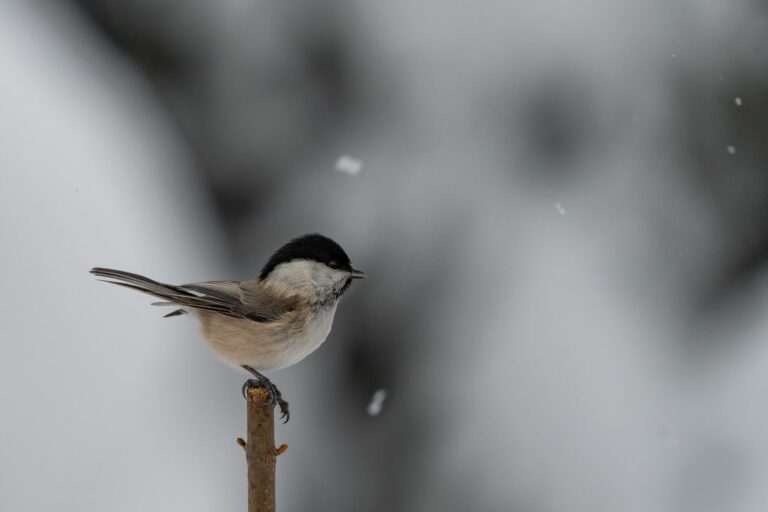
241, 378, 290, 423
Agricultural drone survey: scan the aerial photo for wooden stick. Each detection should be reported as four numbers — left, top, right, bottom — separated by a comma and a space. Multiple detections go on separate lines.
242, 387, 287, 512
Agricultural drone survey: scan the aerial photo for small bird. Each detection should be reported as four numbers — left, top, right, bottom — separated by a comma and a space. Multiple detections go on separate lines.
90, 233, 365, 422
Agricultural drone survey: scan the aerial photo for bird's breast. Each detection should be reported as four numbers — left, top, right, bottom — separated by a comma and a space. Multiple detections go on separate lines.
277, 303, 337, 369
197, 302, 338, 371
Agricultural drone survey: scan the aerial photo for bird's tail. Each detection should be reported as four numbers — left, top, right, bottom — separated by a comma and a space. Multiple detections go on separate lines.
90, 267, 202, 317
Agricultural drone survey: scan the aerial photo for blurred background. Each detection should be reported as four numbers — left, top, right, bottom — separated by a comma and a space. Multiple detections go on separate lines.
2, 0, 768, 510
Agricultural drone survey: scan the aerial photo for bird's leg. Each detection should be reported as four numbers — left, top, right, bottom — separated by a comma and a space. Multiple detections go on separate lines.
241, 365, 290, 423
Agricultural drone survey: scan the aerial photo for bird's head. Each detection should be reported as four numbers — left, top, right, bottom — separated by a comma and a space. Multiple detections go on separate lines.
259, 233, 365, 304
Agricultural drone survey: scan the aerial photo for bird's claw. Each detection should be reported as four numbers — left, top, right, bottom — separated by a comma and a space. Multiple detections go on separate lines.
276, 397, 290, 423
241, 378, 290, 423
241, 378, 274, 404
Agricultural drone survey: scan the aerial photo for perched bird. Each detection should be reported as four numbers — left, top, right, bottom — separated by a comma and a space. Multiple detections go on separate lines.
90, 233, 365, 422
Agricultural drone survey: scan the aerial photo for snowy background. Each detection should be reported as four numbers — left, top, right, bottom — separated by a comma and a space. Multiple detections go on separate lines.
2, 0, 768, 511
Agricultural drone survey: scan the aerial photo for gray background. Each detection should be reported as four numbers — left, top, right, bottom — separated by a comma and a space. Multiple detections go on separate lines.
3, 0, 768, 511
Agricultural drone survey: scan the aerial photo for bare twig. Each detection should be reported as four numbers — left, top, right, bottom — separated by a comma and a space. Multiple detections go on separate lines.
244, 387, 286, 512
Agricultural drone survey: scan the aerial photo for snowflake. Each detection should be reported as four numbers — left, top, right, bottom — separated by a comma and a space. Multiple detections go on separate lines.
335, 155, 363, 175
367, 389, 387, 417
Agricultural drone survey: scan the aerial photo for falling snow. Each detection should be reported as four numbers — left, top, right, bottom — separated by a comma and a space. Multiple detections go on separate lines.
335, 155, 363, 175
727, 145, 736, 155
367, 389, 387, 416
735, 97, 743, 106
555, 203, 566, 215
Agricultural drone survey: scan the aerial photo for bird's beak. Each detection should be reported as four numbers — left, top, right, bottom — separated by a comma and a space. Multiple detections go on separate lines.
350, 268, 367, 279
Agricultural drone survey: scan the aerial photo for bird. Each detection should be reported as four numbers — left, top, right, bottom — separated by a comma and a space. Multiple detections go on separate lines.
90, 233, 365, 422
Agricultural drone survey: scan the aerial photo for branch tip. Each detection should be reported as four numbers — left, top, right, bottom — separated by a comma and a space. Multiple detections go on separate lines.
247, 386, 273, 405
275, 444, 288, 456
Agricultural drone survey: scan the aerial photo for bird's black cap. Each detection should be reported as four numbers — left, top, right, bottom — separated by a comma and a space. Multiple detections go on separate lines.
259, 233, 353, 280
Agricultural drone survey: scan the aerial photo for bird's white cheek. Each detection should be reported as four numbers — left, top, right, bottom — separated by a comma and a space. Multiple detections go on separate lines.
311, 267, 346, 290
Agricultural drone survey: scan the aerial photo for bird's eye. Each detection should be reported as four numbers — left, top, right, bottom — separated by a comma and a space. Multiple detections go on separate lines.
328, 260, 339, 269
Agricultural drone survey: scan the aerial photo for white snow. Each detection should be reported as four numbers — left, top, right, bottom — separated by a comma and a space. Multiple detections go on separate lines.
555, 203, 566, 215
367, 389, 387, 416
335, 155, 363, 175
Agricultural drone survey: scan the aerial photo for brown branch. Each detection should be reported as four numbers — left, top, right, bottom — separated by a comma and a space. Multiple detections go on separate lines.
244, 387, 286, 512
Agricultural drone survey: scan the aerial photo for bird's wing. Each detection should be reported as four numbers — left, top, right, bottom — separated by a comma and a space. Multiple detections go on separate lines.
181, 280, 299, 323
176, 280, 249, 317
181, 280, 241, 297
238, 280, 301, 322
92, 268, 295, 322
93, 268, 238, 316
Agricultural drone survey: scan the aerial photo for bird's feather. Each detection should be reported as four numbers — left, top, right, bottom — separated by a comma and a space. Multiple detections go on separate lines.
239, 280, 301, 322
184, 280, 300, 322
91, 268, 298, 323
